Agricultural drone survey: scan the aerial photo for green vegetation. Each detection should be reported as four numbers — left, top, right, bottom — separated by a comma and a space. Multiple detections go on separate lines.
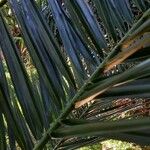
80, 140, 141, 150
0, 0, 150, 149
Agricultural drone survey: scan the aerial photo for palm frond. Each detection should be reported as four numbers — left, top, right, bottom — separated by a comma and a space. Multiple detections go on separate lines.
0, 0, 150, 149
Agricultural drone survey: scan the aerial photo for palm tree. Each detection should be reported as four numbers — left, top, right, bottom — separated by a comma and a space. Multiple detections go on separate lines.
0, 0, 150, 149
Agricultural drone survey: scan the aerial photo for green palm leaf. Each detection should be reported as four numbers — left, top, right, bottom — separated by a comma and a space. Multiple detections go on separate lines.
0, 0, 150, 149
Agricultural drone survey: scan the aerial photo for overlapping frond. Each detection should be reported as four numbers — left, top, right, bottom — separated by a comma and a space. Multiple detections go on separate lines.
0, 0, 150, 149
